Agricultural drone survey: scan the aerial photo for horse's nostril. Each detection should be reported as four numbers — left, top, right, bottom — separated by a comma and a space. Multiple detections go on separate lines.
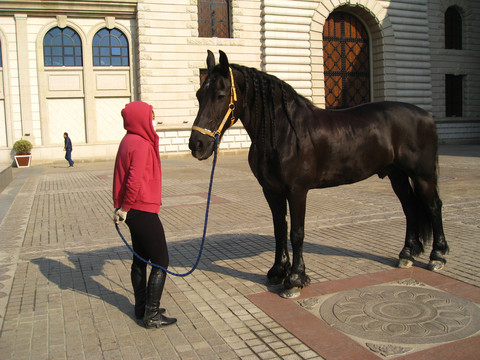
189, 136, 202, 152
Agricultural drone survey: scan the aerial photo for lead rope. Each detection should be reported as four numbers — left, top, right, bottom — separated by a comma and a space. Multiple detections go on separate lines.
115, 134, 220, 277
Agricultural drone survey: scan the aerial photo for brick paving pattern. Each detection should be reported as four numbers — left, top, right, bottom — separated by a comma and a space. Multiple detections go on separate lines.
0, 145, 478, 359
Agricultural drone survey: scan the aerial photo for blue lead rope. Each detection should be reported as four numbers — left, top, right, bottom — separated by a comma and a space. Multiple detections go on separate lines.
115, 135, 220, 277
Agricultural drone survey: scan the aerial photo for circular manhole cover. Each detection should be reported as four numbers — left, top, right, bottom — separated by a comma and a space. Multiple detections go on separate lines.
319, 285, 480, 344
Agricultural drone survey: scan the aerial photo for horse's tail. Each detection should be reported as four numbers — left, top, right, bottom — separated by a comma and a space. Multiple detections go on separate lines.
410, 185, 433, 256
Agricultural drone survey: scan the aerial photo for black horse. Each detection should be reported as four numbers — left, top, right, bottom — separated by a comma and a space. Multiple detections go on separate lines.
189, 50, 449, 298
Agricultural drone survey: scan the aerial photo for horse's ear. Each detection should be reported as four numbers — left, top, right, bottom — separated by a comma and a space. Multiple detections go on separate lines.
219, 50, 229, 76
206, 50, 215, 73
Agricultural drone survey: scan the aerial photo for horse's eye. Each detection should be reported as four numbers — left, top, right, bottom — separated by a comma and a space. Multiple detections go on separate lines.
217, 92, 226, 100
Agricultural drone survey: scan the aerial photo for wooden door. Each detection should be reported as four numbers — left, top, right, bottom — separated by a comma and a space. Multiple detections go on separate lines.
323, 12, 370, 109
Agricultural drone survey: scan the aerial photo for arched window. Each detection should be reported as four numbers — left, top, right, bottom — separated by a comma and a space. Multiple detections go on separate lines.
445, 7, 462, 49
44, 27, 82, 66
92, 28, 129, 66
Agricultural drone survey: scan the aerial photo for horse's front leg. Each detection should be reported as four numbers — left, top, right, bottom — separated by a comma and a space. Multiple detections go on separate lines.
263, 188, 290, 286
281, 190, 310, 298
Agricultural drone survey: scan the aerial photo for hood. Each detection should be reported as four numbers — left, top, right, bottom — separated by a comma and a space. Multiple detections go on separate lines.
121, 101, 158, 146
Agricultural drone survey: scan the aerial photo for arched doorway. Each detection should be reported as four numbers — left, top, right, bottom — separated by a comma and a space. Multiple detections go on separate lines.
323, 12, 370, 109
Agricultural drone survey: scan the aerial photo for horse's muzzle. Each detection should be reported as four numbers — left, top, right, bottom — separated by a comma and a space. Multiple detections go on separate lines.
189, 132, 215, 160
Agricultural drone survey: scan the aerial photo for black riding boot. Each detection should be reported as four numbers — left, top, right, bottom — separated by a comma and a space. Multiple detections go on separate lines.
131, 260, 147, 319
131, 260, 165, 319
144, 268, 177, 328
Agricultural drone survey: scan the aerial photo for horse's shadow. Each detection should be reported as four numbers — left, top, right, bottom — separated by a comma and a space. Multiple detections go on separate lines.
31, 233, 398, 318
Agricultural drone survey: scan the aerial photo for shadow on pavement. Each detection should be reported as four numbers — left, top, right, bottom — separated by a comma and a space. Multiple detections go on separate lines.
30, 232, 396, 317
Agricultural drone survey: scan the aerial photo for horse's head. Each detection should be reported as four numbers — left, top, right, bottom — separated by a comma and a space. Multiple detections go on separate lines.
189, 50, 238, 160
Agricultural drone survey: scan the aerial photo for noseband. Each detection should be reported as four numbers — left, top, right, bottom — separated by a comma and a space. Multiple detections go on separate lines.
192, 67, 238, 139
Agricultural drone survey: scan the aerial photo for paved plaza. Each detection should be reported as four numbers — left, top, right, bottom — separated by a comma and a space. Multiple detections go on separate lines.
0, 144, 479, 359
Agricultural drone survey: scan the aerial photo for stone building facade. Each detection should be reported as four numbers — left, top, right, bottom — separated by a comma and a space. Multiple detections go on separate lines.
0, 0, 478, 164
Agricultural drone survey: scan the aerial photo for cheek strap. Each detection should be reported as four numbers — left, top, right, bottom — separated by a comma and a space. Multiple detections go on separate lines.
192, 67, 237, 139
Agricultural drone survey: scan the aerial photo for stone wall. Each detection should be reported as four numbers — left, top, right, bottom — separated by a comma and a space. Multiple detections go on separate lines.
0, 0, 479, 164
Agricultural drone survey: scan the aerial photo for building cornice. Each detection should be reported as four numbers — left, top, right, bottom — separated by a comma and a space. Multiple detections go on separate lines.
0, 0, 137, 19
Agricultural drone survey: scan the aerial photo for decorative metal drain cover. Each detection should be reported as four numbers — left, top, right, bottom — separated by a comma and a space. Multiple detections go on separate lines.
298, 280, 480, 356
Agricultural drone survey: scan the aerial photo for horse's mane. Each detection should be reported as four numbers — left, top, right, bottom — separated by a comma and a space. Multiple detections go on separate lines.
230, 64, 312, 150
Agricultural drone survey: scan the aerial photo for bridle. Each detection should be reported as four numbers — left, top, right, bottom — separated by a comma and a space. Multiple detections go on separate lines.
192, 67, 238, 140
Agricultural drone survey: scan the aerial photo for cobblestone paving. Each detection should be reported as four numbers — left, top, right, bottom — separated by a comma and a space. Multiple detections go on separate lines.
0, 145, 478, 359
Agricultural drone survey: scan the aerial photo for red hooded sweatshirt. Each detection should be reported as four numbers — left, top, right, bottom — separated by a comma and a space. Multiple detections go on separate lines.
113, 101, 162, 213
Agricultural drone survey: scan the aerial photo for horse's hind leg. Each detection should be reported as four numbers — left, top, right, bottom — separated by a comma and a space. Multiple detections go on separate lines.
388, 169, 424, 268
263, 188, 291, 285
413, 177, 449, 271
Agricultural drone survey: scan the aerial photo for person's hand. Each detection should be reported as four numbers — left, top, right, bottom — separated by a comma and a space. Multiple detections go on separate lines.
113, 208, 128, 224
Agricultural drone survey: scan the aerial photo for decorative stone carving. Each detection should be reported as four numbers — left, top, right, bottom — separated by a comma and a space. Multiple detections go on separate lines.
396, 279, 426, 287
366, 342, 412, 357
319, 285, 480, 345
297, 297, 319, 310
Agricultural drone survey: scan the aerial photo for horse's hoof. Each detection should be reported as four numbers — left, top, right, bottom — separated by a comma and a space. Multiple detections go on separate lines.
428, 260, 445, 272
280, 287, 301, 299
397, 259, 413, 268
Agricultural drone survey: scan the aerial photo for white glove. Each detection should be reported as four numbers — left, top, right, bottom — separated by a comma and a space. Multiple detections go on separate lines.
113, 208, 128, 224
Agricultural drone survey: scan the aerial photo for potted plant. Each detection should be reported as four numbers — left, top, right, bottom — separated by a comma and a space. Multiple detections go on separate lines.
13, 139, 33, 167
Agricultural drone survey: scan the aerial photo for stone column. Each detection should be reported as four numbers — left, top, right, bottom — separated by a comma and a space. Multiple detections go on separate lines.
14, 14, 35, 145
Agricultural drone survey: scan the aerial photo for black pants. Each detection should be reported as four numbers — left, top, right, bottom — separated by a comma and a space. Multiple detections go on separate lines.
125, 209, 169, 268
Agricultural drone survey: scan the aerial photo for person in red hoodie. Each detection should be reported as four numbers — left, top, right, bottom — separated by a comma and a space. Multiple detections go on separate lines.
113, 101, 176, 328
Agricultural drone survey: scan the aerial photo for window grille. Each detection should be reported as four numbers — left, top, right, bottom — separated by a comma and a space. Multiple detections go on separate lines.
44, 27, 82, 66
93, 28, 129, 66
323, 12, 370, 109
198, 0, 231, 38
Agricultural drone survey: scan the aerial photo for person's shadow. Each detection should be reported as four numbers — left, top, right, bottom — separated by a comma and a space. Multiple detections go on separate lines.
32, 250, 136, 320
31, 230, 397, 317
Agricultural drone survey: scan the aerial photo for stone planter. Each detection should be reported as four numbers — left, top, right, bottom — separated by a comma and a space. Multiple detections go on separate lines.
14, 153, 32, 168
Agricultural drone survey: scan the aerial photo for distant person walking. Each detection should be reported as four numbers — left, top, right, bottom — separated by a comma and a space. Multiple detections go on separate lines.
63, 132, 74, 167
